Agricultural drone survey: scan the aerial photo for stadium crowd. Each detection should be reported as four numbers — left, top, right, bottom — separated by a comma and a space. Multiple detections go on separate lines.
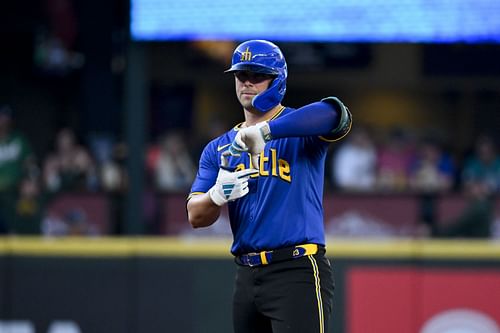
0, 104, 499, 238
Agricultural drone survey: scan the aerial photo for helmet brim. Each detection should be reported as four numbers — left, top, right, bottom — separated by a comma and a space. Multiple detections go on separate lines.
224, 63, 279, 76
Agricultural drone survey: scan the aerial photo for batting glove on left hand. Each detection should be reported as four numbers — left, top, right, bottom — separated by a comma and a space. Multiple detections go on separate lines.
227, 121, 272, 169
208, 165, 259, 206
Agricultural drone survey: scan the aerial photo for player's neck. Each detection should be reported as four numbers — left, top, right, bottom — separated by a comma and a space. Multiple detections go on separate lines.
242, 104, 282, 127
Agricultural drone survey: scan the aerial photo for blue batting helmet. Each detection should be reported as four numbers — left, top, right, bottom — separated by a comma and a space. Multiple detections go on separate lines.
225, 40, 287, 113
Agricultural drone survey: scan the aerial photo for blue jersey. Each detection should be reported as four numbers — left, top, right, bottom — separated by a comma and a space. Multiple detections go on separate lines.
189, 107, 335, 255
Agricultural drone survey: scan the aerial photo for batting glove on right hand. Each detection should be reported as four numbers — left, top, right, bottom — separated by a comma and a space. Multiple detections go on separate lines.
227, 121, 272, 170
208, 156, 259, 206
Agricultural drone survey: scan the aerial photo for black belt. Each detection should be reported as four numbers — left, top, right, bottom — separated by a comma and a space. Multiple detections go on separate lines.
235, 244, 322, 267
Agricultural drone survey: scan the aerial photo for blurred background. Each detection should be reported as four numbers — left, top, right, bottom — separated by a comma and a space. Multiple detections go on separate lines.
1, 0, 500, 332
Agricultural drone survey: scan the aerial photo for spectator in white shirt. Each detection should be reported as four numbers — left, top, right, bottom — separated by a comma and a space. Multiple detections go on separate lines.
331, 126, 377, 191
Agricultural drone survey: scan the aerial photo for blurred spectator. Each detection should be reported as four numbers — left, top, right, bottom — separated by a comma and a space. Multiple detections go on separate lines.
33, 0, 84, 77
434, 180, 494, 238
408, 138, 455, 193
462, 135, 500, 193
0, 105, 37, 191
147, 131, 196, 192
34, 33, 84, 77
12, 177, 46, 234
42, 127, 98, 192
88, 134, 128, 192
376, 128, 415, 191
0, 105, 38, 233
99, 142, 128, 192
331, 125, 377, 191
42, 208, 98, 236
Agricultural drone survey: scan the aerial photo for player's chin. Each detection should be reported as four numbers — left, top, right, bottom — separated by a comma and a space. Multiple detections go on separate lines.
239, 96, 254, 109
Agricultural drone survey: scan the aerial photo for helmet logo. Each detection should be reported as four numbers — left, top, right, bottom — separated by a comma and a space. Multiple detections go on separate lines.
240, 47, 252, 61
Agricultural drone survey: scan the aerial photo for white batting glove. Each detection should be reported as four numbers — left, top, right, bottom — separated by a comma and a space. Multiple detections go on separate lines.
228, 121, 272, 169
208, 155, 259, 206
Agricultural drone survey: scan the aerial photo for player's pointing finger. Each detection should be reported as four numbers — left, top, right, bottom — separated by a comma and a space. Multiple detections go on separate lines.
235, 168, 259, 179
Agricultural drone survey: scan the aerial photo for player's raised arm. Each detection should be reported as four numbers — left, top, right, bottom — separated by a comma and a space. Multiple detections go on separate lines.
269, 96, 352, 140
228, 96, 352, 168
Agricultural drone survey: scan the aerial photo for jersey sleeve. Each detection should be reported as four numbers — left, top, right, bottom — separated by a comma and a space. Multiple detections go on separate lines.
188, 141, 219, 199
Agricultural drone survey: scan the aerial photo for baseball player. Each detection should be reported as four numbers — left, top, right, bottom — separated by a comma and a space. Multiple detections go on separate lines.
187, 40, 352, 333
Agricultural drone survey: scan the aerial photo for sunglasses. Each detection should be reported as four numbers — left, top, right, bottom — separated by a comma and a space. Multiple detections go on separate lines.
234, 71, 275, 83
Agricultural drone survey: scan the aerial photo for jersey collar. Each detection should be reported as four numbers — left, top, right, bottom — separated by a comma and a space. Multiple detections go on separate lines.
234, 105, 286, 131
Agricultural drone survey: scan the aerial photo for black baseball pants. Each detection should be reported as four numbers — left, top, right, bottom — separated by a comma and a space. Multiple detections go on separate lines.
233, 251, 335, 333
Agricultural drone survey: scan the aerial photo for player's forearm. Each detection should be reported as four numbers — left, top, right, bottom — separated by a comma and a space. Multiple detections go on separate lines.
268, 97, 350, 138
268, 101, 337, 137
187, 193, 221, 228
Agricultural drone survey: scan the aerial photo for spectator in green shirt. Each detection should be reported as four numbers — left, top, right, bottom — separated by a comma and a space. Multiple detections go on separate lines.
462, 135, 500, 193
0, 105, 38, 233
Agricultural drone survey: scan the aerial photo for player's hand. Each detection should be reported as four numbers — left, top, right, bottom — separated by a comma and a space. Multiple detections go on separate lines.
208, 154, 259, 206
227, 121, 272, 169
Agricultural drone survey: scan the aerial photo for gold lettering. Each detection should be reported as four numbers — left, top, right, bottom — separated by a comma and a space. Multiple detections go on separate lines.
247, 152, 254, 169
240, 47, 252, 61
246, 153, 259, 177
233, 151, 291, 182
259, 152, 269, 176
270, 148, 278, 176
278, 159, 291, 182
